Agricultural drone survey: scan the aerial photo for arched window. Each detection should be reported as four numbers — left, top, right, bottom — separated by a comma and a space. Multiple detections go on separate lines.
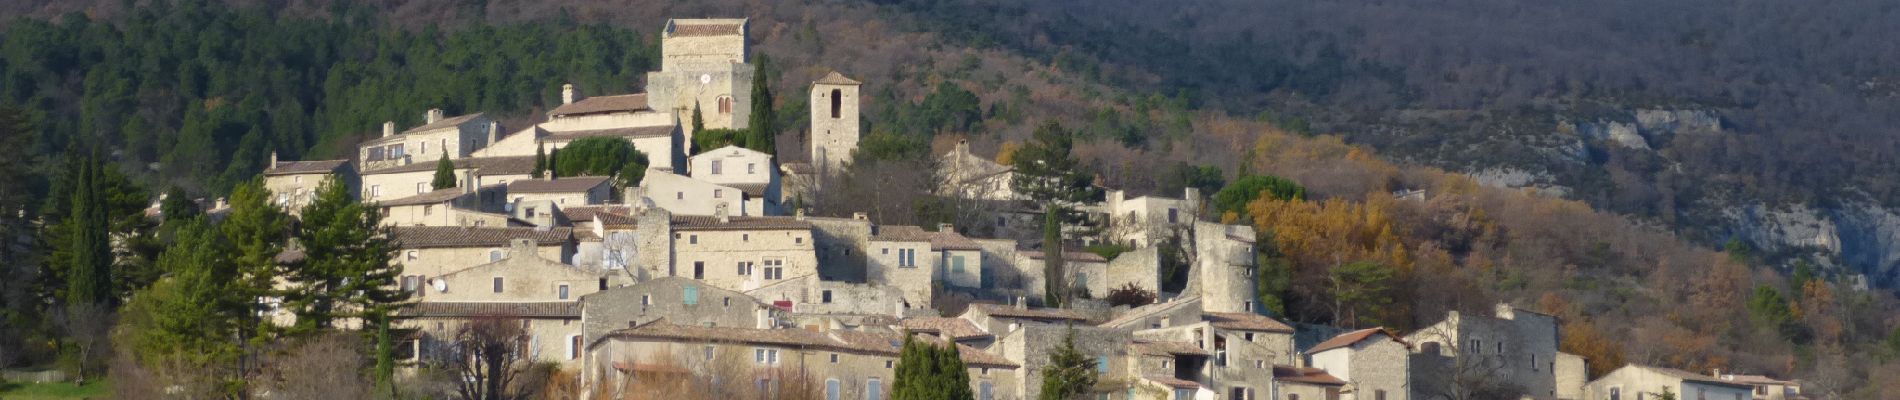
830, 89, 842, 119
717, 96, 732, 114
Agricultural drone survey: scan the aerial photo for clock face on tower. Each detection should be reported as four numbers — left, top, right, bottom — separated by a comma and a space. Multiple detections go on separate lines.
699, 74, 712, 84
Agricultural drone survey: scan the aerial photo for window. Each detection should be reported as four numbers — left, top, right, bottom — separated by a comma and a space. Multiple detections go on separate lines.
694, 262, 705, 279
830, 89, 842, 119
294, 176, 303, 183
1255, 360, 1265, 369
754, 348, 779, 365
712, 160, 723, 175
558, 284, 570, 300
897, 249, 917, 267
569, 335, 582, 360
714, 189, 722, 198
684, 285, 700, 305
1497, 342, 1504, 354
676, 191, 684, 200
1095, 356, 1108, 374
748, 163, 756, 174
1421, 342, 1441, 355
492, 277, 504, 293
704, 346, 715, 360
1608, 387, 1620, 400
599, 278, 608, 290
951, 255, 965, 275
979, 382, 993, 400
717, 96, 733, 114
1230, 387, 1249, 400
885, 361, 893, 368
1168, 208, 1179, 223
525, 207, 537, 217
866, 378, 882, 400
827, 379, 841, 400
401, 276, 420, 292
416, 182, 427, 193
1374, 390, 1386, 400
743, 234, 750, 242
738, 261, 755, 276
490, 250, 503, 262
764, 259, 785, 279
1470, 340, 1481, 354
406, 250, 419, 261
690, 235, 698, 244
420, 141, 428, 154
830, 354, 839, 363
1181, 389, 1199, 400
1244, 332, 1256, 341
1530, 354, 1537, 370
641, 295, 651, 306
822, 290, 834, 303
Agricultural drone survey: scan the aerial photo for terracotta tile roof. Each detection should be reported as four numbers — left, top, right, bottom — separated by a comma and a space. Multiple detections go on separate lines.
1100, 296, 1200, 329
397, 301, 580, 318
870, 225, 936, 243
1131, 340, 1209, 357
670, 215, 811, 231
375, 189, 468, 207
1306, 327, 1403, 354
408, 113, 485, 134
1646, 366, 1753, 388
1142, 375, 1201, 389
596, 320, 1017, 368
562, 205, 632, 222
508, 176, 611, 194
900, 317, 993, 340
1721, 374, 1797, 386
574, 229, 601, 241
543, 125, 675, 141
814, 71, 862, 86
929, 230, 983, 251
1022, 250, 1109, 263
549, 94, 650, 117
1204, 312, 1295, 333
966, 303, 1091, 322
728, 183, 771, 198
1273, 365, 1347, 386
362, 156, 537, 175
598, 213, 641, 227
391, 226, 572, 248
265, 159, 349, 175
669, 22, 744, 37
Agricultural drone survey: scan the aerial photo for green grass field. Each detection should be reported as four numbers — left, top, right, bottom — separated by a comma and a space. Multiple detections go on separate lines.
0, 380, 112, 400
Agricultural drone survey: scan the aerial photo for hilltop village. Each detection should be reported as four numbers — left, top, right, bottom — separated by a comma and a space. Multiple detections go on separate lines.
254, 18, 1802, 400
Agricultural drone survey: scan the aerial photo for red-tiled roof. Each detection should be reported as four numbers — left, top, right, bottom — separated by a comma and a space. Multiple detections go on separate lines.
870, 225, 936, 243
669, 22, 744, 37
966, 303, 1090, 322
549, 94, 650, 117
1273, 365, 1347, 386
397, 301, 579, 318
407, 113, 485, 134
594, 321, 1017, 368
814, 71, 862, 86
1131, 340, 1210, 357
265, 159, 349, 175
671, 215, 811, 231
1204, 312, 1296, 333
1143, 375, 1201, 389
508, 176, 611, 194
362, 156, 537, 176
375, 189, 467, 207
563, 205, 632, 223
543, 125, 675, 141
1307, 327, 1403, 354
391, 226, 572, 248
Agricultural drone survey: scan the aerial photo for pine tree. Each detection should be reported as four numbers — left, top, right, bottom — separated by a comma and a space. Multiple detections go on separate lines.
1012, 122, 1101, 308
432, 153, 457, 190
287, 179, 408, 333
160, 186, 200, 222
1038, 327, 1098, 400
747, 55, 776, 154
533, 143, 548, 179
220, 179, 289, 342
120, 217, 242, 379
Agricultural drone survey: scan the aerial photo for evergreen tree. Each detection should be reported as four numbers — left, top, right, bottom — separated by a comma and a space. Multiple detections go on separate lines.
1038, 327, 1098, 400
1012, 122, 1099, 308
63, 149, 112, 308
160, 186, 200, 222
120, 218, 242, 385
431, 153, 457, 190
692, 101, 706, 134
286, 179, 408, 334
220, 180, 289, 342
547, 148, 560, 178
893, 335, 974, 400
1747, 285, 1796, 339
533, 143, 548, 179
747, 55, 776, 153
553, 136, 648, 186
1212, 174, 1305, 219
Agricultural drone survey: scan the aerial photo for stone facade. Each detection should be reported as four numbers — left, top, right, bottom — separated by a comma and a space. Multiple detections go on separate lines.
867, 227, 940, 310
359, 110, 497, 171
1092, 189, 1200, 248
667, 216, 819, 293
687, 145, 782, 213
745, 274, 907, 318
646, 19, 753, 139
1556, 352, 1587, 399
993, 323, 1131, 400
580, 277, 784, 343
1583, 365, 1753, 400
639, 170, 761, 216
1308, 329, 1411, 400
262, 157, 354, 215
1191, 221, 1259, 314
810, 72, 862, 178
1106, 246, 1162, 294
936, 140, 1019, 202
390, 227, 574, 279
1403, 304, 1561, 399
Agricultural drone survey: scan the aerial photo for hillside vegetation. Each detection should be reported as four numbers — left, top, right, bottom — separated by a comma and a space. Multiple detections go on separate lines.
0, 0, 1896, 397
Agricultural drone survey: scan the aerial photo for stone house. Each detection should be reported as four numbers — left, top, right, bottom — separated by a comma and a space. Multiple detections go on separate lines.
377, 184, 514, 227
664, 215, 819, 293
1583, 365, 1753, 400
508, 176, 613, 206
1558, 352, 1589, 399
262, 155, 353, 215
936, 139, 1019, 202
583, 321, 1019, 400
645, 18, 753, 139
1015, 250, 1111, 300
470, 88, 685, 172
1712, 372, 1802, 400
389, 226, 575, 281
358, 155, 536, 203
804, 214, 874, 281
809, 71, 861, 179
745, 274, 908, 319
1126, 339, 1215, 400
867, 225, 945, 310
687, 145, 782, 214
1273, 365, 1348, 400
1106, 246, 1163, 295
991, 322, 1131, 400
1091, 188, 1201, 248
358, 109, 498, 171
579, 276, 787, 345
1134, 312, 1299, 400
638, 169, 762, 216
1307, 328, 1411, 400
1403, 304, 1561, 399
900, 317, 998, 349
394, 239, 622, 369
959, 303, 1095, 340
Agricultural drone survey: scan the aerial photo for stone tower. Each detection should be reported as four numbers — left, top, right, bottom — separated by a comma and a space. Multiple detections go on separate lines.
1191, 221, 1261, 314
644, 18, 754, 140
809, 71, 862, 179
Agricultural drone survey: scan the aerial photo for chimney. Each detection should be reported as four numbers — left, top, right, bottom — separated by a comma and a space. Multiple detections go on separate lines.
215, 197, 228, 210
487, 121, 501, 148
795, 208, 806, 221
956, 138, 970, 154
938, 223, 954, 233
1015, 296, 1028, 309
269, 151, 278, 167
852, 212, 868, 221
382, 121, 396, 137
425, 108, 444, 124
562, 83, 577, 105
715, 203, 731, 223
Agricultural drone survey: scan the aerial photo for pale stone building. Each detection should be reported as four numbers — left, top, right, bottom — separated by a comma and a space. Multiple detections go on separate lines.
1583, 365, 1752, 400
1273, 365, 1348, 400
262, 155, 353, 215
1712, 372, 1802, 400
990, 321, 1130, 400
687, 145, 782, 213
664, 215, 819, 293
1307, 328, 1411, 400
389, 226, 574, 281
582, 321, 1019, 399
473, 88, 685, 172
1013, 250, 1111, 301
867, 225, 944, 310
645, 18, 754, 142
1404, 303, 1561, 400
508, 176, 613, 206
937, 139, 1019, 202
394, 239, 623, 369
579, 276, 788, 345
358, 156, 536, 203
1190, 221, 1261, 314
638, 170, 762, 216
376, 184, 513, 227
1092, 188, 1201, 247
745, 274, 909, 319
359, 109, 499, 171
1558, 352, 1589, 399
809, 71, 862, 178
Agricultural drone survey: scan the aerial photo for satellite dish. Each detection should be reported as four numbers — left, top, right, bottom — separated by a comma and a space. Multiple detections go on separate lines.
432, 279, 447, 293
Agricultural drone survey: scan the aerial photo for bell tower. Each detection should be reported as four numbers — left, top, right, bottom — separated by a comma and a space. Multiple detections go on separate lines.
809, 71, 862, 179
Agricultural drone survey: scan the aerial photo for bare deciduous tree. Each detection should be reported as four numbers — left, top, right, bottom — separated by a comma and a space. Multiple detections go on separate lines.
259, 333, 373, 400
1407, 324, 1526, 400
450, 315, 540, 400
54, 302, 113, 381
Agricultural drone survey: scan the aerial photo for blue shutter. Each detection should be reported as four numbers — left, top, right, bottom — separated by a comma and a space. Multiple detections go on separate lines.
684, 285, 699, 305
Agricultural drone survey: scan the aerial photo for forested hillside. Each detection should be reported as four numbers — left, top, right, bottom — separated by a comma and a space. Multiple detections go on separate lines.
0, 0, 1896, 397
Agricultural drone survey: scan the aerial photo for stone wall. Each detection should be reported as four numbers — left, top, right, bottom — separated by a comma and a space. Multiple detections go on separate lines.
1106, 246, 1161, 294
396, 243, 572, 279
867, 238, 938, 309
996, 324, 1132, 400
810, 80, 861, 177
807, 216, 873, 281
581, 277, 778, 342
671, 226, 819, 292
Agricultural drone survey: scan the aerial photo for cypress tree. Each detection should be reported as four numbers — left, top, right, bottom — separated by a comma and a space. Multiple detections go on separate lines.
692, 101, 706, 134
533, 143, 547, 179
431, 153, 457, 189
64, 150, 112, 307
1043, 210, 1067, 308
547, 148, 560, 178
747, 56, 776, 153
